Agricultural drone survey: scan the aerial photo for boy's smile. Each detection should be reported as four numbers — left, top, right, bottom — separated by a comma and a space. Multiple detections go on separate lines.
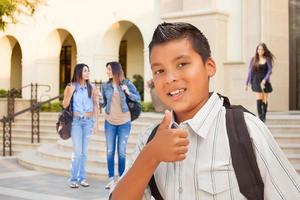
150, 38, 216, 122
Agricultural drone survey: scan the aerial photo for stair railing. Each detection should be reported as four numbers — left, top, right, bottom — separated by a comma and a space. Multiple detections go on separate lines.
7, 83, 51, 122
1, 94, 62, 156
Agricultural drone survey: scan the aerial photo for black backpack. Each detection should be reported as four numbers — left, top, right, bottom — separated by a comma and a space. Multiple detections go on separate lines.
147, 94, 264, 200
122, 79, 142, 121
56, 86, 74, 140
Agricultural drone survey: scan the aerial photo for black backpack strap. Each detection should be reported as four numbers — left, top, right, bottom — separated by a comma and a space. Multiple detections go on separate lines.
67, 82, 75, 112
226, 108, 264, 200
146, 125, 164, 200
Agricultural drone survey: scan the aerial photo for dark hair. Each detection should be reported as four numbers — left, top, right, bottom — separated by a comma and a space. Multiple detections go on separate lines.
253, 42, 275, 70
148, 22, 211, 62
106, 61, 125, 83
71, 63, 92, 98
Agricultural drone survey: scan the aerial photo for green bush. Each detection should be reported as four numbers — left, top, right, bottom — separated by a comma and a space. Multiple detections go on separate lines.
132, 74, 144, 101
0, 89, 8, 98
40, 102, 62, 112
0, 89, 22, 98
141, 101, 155, 112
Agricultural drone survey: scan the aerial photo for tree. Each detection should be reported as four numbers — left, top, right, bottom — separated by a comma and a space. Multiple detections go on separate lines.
0, 0, 46, 31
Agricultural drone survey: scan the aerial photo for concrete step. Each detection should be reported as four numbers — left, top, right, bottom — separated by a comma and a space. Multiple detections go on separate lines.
285, 153, 300, 165
17, 150, 107, 180
0, 141, 40, 156
266, 112, 300, 125
273, 133, 300, 144
6, 130, 141, 144
11, 125, 146, 137
12, 120, 153, 132
1, 133, 59, 144
278, 143, 300, 154
18, 112, 163, 123
267, 125, 300, 133
292, 163, 300, 174
56, 137, 137, 155
37, 144, 113, 169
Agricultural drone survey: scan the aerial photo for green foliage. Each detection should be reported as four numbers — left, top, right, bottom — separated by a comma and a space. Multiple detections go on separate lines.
141, 101, 155, 112
0, 88, 22, 98
0, 0, 46, 31
0, 89, 8, 97
40, 102, 62, 112
132, 74, 144, 101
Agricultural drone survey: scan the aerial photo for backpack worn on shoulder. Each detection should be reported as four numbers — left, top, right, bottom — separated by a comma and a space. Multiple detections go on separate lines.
56, 90, 74, 140
146, 94, 264, 200
122, 79, 142, 121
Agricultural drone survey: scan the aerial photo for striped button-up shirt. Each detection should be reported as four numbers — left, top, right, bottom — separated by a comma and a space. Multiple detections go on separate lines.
127, 92, 300, 199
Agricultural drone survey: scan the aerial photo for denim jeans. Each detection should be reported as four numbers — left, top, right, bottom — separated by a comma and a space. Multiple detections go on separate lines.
69, 117, 94, 183
104, 120, 131, 178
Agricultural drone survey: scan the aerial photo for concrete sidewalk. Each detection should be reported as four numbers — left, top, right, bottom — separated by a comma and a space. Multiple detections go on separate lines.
0, 157, 110, 200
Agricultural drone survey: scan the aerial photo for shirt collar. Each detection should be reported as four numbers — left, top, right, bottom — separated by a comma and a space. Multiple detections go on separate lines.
75, 83, 87, 90
170, 92, 223, 139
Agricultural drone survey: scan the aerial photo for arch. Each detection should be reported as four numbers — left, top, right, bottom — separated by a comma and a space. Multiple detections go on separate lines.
37, 29, 77, 97
96, 20, 144, 94
0, 35, 22, 90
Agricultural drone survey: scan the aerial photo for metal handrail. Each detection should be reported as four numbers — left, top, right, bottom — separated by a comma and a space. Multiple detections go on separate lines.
5, 94, 62, 120
1, 94, 62, 156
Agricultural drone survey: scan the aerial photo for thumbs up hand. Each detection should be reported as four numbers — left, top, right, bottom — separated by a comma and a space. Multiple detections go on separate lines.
147, 110, 189, 163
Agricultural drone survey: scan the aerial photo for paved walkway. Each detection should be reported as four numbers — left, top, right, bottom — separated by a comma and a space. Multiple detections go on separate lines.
0, 157, 110, 200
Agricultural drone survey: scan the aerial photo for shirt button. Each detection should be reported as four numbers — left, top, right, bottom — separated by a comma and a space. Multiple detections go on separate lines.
178, 187, 183, 193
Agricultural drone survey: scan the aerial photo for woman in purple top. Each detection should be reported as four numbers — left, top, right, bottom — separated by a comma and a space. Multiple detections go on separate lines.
246, 43, 275, 122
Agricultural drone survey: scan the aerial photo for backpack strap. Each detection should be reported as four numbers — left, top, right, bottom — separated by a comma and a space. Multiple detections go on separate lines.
146, 125, 164, 200
226, 107, 264, 200
67, 82, 75, 113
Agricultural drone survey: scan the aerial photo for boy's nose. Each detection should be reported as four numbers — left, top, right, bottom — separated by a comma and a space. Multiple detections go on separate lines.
165, 72, 178, 84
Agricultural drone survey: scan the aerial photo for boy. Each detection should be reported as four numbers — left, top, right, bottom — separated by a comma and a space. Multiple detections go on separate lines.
111, 22, 300, 199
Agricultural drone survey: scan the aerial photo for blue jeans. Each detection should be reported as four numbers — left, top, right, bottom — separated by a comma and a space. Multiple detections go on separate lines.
69, 117, 94, 183
104, 120, 131, 178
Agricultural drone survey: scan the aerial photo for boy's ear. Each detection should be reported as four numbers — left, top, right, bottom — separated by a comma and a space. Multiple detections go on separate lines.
205, 57, 216, 78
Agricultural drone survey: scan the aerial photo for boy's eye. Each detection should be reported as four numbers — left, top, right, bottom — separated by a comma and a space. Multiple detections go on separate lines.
154, 69, 164, 75
178, 63, 187, 68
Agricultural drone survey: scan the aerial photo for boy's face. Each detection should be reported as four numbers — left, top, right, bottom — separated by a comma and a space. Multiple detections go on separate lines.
150, 38, 216, 120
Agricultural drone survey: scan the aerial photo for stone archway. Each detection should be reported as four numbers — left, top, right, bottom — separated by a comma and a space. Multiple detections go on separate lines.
119, 25, 144, 81
59, 34, 77, 94
96, 20, 144, 98
0, 35, 22, 90
37, 29, 77, 97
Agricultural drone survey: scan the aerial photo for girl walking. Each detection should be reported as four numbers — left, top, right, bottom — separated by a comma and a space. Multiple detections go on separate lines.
246, 43, 275, 122
100, 61, 140, 189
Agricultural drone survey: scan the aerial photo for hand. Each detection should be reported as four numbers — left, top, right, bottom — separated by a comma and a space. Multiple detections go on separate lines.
98, 92, 104, 104
147, 110, 189, 163
245, 85, 248, 91
121, 84, 130, 95
260, 80, 265, 90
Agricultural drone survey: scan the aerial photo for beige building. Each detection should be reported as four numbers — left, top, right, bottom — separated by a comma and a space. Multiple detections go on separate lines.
0, 0, 299, 112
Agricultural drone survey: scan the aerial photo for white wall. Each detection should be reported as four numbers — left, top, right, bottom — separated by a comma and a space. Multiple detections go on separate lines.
0, 0, 160, 100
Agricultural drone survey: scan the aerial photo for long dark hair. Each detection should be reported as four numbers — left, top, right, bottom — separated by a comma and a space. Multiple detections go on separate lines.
71, 63, 92, 98
106, 61, 125, 84
253, 42, 275, 70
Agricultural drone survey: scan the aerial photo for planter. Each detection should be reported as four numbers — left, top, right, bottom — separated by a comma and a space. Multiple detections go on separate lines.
150, 88, 169, 113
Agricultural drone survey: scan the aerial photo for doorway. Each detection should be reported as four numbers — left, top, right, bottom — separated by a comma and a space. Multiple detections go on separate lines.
289, 0, 300, 110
